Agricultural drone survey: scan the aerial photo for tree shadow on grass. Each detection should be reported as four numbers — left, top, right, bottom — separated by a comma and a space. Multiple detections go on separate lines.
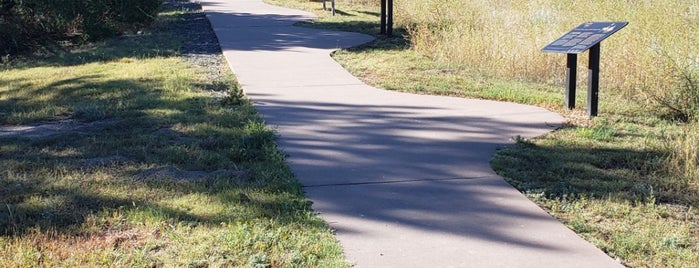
295, 19, 410, 49
0, 0, 219, 70
492, 132, 699, 208
0, 172, 313, 235
0, 71, 309, 236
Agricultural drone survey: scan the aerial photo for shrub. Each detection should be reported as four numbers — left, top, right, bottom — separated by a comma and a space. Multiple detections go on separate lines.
643, 53, 699, 122
0, 0, 162, 55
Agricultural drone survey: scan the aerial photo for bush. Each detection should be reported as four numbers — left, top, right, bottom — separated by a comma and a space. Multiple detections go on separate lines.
0, 0, 162, 55
644, 54, 699, 122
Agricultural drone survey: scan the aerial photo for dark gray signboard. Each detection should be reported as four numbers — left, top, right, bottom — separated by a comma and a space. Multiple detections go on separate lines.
541, 21, 628, 117
542, 22, 628, 54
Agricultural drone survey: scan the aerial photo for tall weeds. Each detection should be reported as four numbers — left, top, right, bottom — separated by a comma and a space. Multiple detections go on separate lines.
667, 123, 699, 188
643, 53, 699, 121
398, 0, 698, 103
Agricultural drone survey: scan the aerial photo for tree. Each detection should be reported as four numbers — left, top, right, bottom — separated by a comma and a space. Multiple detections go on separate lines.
0, 0, 162, 56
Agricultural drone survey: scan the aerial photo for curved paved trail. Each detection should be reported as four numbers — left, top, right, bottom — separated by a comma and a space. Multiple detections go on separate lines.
201, 1, 622, 267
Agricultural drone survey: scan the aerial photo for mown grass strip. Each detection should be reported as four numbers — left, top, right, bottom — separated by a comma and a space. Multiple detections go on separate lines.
0, 2, 346, 267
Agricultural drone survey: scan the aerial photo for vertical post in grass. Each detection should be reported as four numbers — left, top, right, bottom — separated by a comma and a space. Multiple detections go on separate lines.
380, 0, 386, 34
380, 0, 393, 36
566, 53, 577, 109
322, 0, 335, 16
387, 0, 393, 37
587, 43, 601, 117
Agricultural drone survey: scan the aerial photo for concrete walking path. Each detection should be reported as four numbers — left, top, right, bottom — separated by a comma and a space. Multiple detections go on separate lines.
200, 1, 622, 267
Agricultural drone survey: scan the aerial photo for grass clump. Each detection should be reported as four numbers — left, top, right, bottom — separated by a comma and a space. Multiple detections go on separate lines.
267, 0, 698, 267
0, 2, 346, 267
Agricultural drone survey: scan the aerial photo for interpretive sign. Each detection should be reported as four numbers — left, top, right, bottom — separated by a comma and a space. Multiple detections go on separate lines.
542, 21, 628, 117
542, 22, 627, 54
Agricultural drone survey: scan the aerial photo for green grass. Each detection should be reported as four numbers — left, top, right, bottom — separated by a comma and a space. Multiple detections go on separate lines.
332, 41, 564, 111
268, 1, 699, 267
0, 3, 346, 267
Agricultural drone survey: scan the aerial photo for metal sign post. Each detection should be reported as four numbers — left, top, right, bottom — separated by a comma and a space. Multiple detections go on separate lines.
588, 43, 601, 116
379, 0, 393, 36
542, 21, 627, 117
566, 53, 577, 109
322, 0, 335, 16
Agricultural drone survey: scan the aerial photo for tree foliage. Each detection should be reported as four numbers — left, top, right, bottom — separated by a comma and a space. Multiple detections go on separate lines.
0, 0, 162, 55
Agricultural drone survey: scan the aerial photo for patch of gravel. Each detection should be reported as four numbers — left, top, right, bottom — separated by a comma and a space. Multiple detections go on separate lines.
167, 0, 229, 82
126, 7, 248, 182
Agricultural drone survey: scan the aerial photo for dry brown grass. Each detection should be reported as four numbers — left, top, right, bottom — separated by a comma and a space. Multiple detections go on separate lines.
399, 0, 698, 105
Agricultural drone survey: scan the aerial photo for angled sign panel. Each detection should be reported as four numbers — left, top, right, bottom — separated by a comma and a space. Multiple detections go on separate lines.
542, 22, 628, 54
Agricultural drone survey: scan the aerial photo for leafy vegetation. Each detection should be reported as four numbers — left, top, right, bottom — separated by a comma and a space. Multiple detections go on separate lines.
267, 0, 698, 267
0, 2, 346, 267
0, 0, 162, 55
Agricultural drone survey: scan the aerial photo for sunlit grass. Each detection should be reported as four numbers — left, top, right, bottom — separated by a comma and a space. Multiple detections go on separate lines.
0, 58, 200, 124
332, 42, 563, 110
0, 2, 346, 267
491, 115, 699, 267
